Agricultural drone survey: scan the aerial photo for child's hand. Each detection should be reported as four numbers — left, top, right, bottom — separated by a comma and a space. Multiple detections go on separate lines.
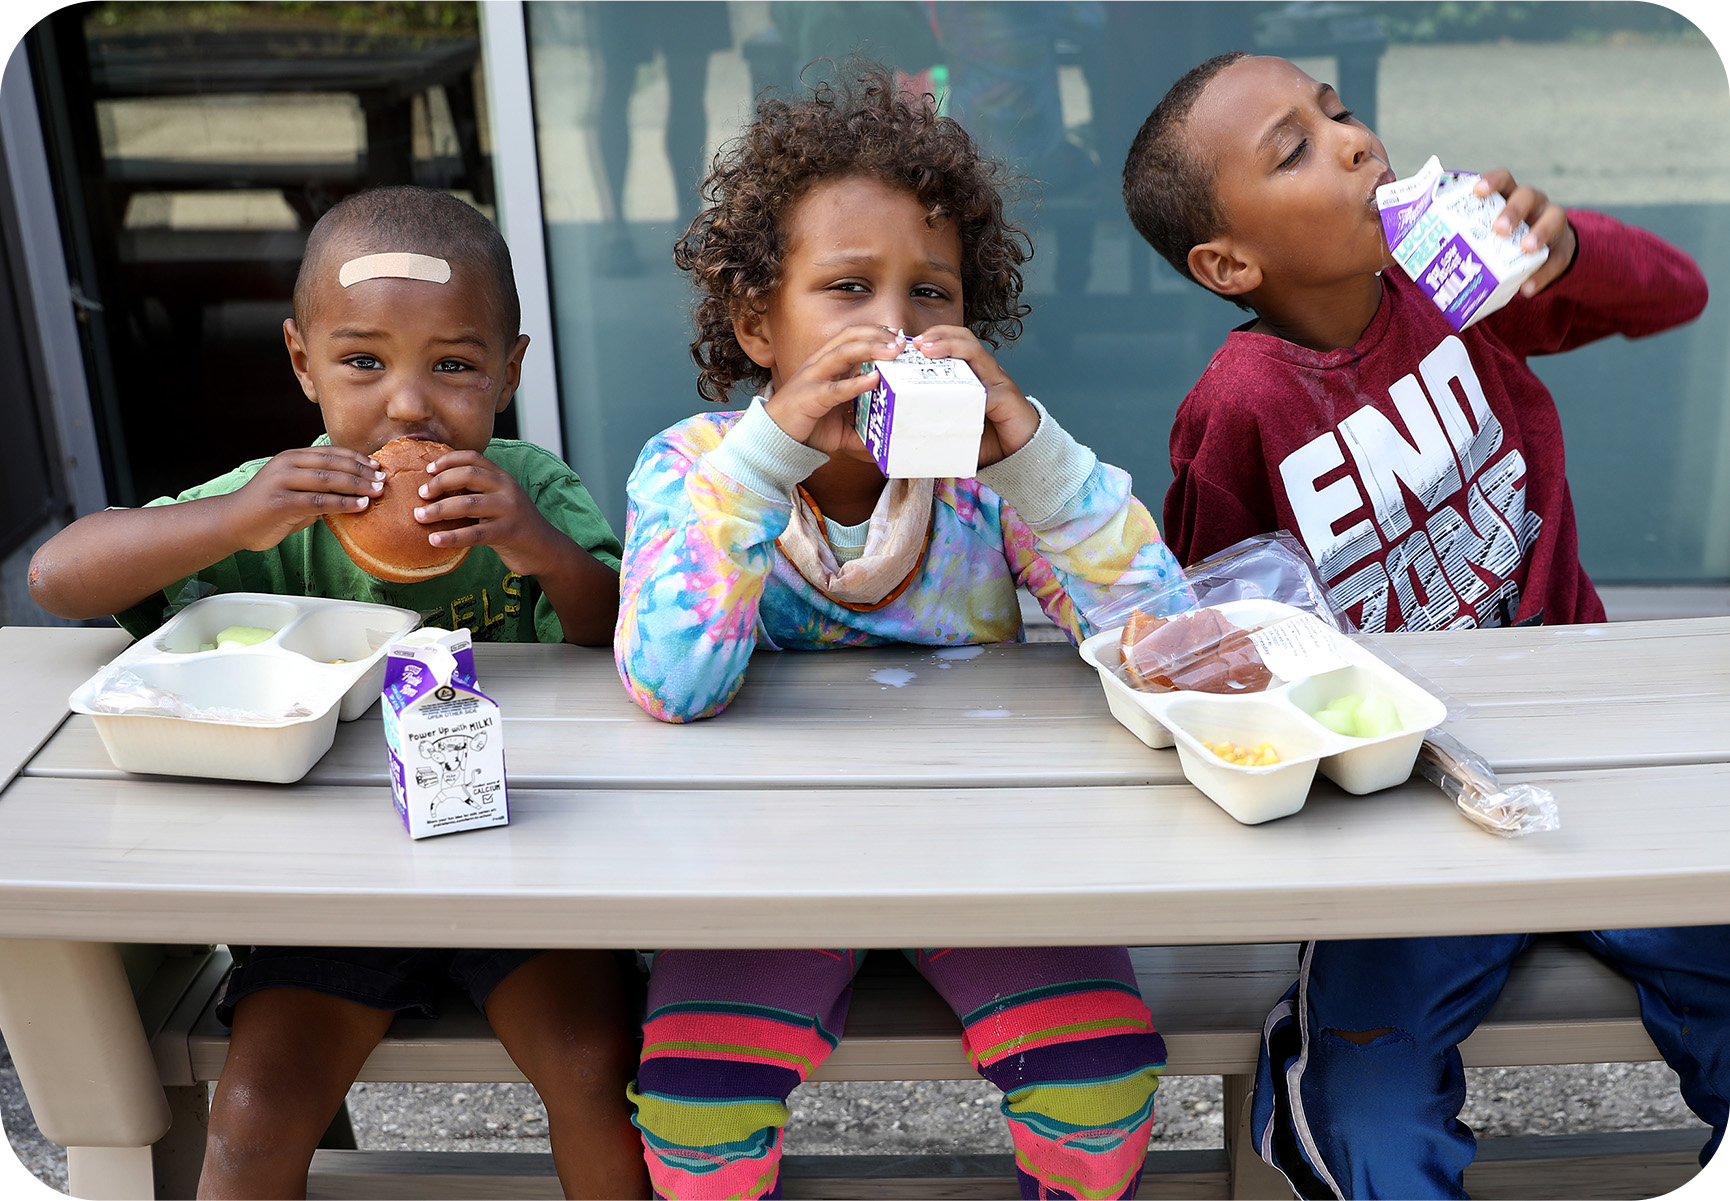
763, 325, 905, 455
412, 448, 566, 577
908, 325, 1038, 468
414, 448, 620, 645
229, 447, 383, 551
1473, 168, 1577, 298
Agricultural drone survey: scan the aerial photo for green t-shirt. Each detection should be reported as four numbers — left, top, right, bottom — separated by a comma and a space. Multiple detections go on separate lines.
114, 438, 623, 645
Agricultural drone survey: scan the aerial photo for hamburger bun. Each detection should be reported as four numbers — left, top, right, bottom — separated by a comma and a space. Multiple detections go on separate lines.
323, 437, 474, 583
1119, 608, 1273, 694
1119, 610, 1164, 691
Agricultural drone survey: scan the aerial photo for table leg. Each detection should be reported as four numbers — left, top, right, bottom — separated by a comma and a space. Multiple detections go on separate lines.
65, 1147, 156, 1200
1224, 1073, 1294, 1200
0, 939, 171, 1198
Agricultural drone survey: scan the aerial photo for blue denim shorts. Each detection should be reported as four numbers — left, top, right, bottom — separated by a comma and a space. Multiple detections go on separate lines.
215, 945, 544, 1026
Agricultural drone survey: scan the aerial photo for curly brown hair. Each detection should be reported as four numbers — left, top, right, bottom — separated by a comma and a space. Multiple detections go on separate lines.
675, 66, 1031, 403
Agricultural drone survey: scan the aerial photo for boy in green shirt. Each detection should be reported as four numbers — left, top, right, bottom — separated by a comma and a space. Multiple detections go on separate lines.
30, 186, 647, 1199
104, 438, 617, 645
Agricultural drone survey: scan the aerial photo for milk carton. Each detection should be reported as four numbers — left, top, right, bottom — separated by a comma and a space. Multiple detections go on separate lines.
381, 627, 508, 839
1376, 155, 1549, 331
854, 342, 987, 478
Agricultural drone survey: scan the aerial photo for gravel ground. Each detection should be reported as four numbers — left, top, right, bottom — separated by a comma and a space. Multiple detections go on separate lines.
326, 1065, 1716, 1159
2, 1037, 67, 1193
6, 1031, 1707, 1192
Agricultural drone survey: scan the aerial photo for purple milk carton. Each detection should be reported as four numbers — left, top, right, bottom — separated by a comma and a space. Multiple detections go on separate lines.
381, 627, 508, 839
853, 341, 987, 478
1376, 156, 1549, 331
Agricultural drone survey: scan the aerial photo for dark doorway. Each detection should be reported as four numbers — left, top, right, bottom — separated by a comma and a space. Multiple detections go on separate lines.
25, 1, 509, 509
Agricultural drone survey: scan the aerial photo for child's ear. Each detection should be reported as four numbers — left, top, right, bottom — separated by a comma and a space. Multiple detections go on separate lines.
496, 334, 531, 413
732, 304, 775, 370
283, 319, 319, 402
1188, 239, 1263, 299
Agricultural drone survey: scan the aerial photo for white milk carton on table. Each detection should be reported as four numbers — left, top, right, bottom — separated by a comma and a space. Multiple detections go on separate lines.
854, 342, 987, 478
381, 627, 508, 839
1376, 155, 1549, 331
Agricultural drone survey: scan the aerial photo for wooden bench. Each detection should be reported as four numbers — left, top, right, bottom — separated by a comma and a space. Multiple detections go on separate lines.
139, 938, 1707, 1200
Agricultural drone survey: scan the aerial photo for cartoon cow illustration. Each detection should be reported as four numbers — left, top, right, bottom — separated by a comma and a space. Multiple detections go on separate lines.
415, 731, 489, 819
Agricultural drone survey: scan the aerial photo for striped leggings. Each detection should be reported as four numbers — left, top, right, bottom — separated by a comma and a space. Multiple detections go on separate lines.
629, 947, 1167, 1199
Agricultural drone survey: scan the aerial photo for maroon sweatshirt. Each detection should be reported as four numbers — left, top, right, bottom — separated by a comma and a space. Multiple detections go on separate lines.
1164, 210, 1707, 633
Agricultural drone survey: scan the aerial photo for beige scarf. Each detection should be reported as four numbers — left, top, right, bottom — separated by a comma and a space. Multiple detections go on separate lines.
777, 478, 935, 610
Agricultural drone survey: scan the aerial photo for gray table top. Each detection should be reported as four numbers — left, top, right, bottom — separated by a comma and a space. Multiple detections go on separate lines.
2, 619, 1726, 948
26, 618, 1730, 788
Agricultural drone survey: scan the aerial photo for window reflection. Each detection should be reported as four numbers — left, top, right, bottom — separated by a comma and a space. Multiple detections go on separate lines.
36, 1, 495, 507
526, 1, 1727, 583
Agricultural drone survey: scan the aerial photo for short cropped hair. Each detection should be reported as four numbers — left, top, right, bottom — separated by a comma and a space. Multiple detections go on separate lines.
676, 65, 1031, 404
294, 186, 520, 337
1122, 51, 1249, 300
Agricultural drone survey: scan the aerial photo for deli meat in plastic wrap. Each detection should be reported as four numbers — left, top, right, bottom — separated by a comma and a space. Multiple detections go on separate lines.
1120, 609, 1274, 694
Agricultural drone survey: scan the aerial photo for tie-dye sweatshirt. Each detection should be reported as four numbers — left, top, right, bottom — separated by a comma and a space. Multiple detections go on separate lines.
615, 397, 1187, 723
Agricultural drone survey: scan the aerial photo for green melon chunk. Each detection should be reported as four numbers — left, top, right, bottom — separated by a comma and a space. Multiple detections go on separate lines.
214, 624, 275, 648
1355, 694, 1401, 738
1325, 694, 1362, 716
1314, 708, 1357, 736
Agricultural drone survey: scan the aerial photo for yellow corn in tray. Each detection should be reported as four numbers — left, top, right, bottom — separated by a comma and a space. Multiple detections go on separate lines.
1202, 739, 1281, 767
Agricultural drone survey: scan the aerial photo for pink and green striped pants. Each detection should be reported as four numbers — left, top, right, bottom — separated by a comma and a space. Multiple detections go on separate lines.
629, 947, 1167, 1199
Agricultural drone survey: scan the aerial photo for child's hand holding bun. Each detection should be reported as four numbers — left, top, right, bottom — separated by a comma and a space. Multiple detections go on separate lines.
323, 437, 472, 581
406, 443, 582, 582
226, 445, 384, 553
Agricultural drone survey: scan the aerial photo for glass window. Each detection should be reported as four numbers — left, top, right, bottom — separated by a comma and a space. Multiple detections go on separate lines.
526, 1, 1729, 584
29, 0, 497, 507
0, 148, 61, 556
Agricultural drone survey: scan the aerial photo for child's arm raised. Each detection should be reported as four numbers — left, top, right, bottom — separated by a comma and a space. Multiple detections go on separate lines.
1476, 173, 1707, 353
1474, 168, 1577, 299
992, 435, 1191, 643
614, 408, 827, 723
617, 326, 891, 722
413, 449, 620, 646
29, 447, 383, 620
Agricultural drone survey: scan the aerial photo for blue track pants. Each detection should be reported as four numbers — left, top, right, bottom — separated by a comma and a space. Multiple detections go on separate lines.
1251, 927, 1730, 1198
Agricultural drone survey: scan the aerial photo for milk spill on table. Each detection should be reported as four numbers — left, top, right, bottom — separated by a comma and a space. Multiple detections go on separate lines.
871, 668, 917, 688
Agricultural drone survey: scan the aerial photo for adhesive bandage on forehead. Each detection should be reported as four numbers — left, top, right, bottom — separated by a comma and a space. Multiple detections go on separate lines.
338, 252, 452, 288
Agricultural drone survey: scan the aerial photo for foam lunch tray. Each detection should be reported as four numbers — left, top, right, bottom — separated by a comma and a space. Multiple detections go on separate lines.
69, 593, 420, 784
1078, 599, 1448, 824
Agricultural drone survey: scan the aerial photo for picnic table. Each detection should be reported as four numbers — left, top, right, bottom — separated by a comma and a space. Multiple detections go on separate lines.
1, 617, 1727, 1198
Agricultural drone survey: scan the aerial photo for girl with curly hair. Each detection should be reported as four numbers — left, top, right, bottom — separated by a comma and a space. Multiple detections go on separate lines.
613, 68, 1187, 1200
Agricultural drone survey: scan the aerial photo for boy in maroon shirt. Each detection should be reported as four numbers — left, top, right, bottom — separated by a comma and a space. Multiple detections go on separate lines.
1130, 53, 1704, 633
1121, 51, 1725, 1199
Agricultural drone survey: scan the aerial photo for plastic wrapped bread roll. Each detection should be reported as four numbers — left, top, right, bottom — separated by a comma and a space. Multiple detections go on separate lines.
1119, 609, 1273, 694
